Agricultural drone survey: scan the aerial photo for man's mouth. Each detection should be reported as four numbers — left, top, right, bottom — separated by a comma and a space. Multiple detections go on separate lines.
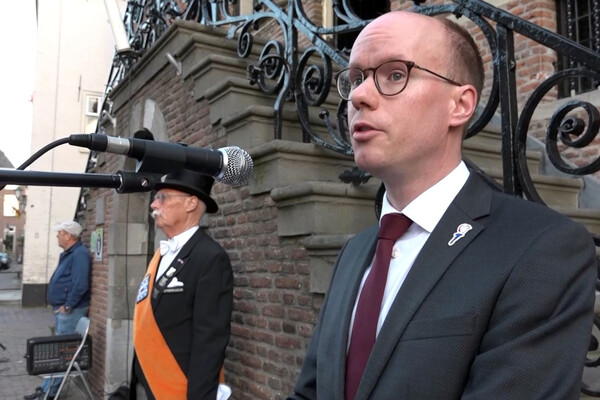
353, 122, 376, 133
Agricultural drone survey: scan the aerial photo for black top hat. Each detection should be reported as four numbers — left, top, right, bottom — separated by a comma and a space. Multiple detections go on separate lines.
154, 169, 218, 213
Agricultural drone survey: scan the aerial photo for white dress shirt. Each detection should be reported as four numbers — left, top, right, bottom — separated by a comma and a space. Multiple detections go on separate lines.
348, 162, 470, 343
156, 226, 199, 281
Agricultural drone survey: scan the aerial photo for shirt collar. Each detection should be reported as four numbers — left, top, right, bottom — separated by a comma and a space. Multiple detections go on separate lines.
170, 226, 199, 249
380, 162, 470, 233
63, 240, 82, 254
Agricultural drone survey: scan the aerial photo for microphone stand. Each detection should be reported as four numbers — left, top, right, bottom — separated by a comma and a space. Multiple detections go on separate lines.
0, 169, 161, 193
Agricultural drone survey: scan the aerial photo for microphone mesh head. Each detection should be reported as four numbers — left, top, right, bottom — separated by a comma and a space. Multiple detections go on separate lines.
219, 146, 254, 186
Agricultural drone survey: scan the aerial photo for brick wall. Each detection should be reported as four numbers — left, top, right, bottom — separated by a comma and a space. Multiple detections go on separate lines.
86, 180, 127, 393
219, 198, 320, 398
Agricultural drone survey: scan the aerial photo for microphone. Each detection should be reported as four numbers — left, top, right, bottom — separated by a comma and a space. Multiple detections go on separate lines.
69, 133, 253, 186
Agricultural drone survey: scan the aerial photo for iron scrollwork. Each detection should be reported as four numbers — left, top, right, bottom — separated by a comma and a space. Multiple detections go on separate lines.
102, 0, 600, 197
196, 0, 364, 156
515, 68, 600, 220
103, 0, 600, 192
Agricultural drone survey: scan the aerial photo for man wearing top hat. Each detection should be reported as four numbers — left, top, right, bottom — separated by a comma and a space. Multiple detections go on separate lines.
130, 169, 233, 400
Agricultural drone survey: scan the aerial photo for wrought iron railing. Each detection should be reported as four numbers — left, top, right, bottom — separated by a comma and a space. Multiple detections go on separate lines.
93, 0, 600, 393
101, 0, 600, 207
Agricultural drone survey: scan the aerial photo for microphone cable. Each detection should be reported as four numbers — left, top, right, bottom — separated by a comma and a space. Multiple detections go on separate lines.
0, 137, 70, 192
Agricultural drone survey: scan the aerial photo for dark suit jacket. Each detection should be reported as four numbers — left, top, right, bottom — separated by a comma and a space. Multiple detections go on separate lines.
131, 228, 233, 400
289, 172, 597, 400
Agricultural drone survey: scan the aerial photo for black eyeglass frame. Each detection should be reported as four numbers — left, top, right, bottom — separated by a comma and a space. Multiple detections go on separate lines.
335, 59, 463, 100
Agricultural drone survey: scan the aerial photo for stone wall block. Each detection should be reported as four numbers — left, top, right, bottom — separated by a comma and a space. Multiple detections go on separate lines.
104, 318, 134, 392
222, 105, 304, 150
204, 77, 276, 125
249, 140, 357, 195
107, 255, 149, 319
302, 234, 354, 294
107, 254, 150, 287
112, 192, 152, 224
107, 223, 149, 256
185, 53, 254, 101
271, 181, 379, 237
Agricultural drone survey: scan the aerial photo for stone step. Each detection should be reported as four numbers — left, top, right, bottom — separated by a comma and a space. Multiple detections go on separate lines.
0, 270, 21, 291
582, 362, 600, 398
464, 139, 541, 174
465, 128, 503, 148
0, 290, 21, 305
483, 168, 584, 208
550, 206, 600, 237
0, 263, 23, 305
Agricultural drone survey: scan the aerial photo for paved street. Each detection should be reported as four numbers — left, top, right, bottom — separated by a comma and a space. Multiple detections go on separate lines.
0, 304, 54, 400
0, 263, 91, 400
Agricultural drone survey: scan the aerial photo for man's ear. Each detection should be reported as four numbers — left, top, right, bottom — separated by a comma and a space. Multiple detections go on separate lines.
185, 196, 200, 212
449, 84, 478, 129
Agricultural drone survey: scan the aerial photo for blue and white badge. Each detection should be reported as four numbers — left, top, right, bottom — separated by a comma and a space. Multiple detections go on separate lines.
136, 274, 151, 303
448, 223, 472, 246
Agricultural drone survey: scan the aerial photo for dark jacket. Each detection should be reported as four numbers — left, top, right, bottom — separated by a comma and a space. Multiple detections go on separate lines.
289, 172, 596, 400
48, 240, 92, 309
131, 228, 233, 400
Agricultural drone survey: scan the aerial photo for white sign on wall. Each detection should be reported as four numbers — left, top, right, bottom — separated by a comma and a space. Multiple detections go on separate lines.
91, 228, 103, 261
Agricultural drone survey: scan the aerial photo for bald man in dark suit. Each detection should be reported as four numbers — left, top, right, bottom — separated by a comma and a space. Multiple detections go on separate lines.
288, 11, 596, 400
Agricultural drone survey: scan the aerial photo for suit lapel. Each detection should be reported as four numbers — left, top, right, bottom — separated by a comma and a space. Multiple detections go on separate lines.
330, 227, 379, 399
151, 228, 204, 308
356, 173, 494, 400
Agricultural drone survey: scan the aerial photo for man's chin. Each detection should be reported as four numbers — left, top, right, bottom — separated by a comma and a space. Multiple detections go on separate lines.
353, 158, 380, 177
152, 217, 164, 229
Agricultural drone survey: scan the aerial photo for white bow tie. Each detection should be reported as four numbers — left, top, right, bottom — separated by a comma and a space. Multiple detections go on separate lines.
159, 238, 180, 256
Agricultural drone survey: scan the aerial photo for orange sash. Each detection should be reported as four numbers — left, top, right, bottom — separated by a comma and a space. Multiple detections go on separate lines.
133, 250, 187, 399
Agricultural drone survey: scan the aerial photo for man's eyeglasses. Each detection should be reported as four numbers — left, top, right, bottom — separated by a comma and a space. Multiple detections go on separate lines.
153, 192, 191, 204
335, 59, 462, 100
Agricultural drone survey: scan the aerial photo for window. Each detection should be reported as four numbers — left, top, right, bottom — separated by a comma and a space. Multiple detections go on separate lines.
556, 0, 600, 97
84, 95, 102, 133
3, 195, 18, 217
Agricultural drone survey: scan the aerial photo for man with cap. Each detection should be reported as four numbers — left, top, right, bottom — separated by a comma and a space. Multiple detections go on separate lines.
130, 169, 233, 400
24, 220, 92, 400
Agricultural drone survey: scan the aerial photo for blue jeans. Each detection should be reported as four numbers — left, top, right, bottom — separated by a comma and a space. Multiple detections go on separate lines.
40, 306, 89, 396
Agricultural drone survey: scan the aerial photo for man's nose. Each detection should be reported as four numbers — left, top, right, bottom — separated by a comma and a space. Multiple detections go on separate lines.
350, 75, 378, 108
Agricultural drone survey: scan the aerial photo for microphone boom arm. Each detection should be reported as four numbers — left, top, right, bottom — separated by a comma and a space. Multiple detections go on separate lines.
68, 133, 254, 186
0, 169, 162, 193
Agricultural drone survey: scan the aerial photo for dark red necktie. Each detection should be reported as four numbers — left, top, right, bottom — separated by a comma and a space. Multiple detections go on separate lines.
345, 213, 412, 400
